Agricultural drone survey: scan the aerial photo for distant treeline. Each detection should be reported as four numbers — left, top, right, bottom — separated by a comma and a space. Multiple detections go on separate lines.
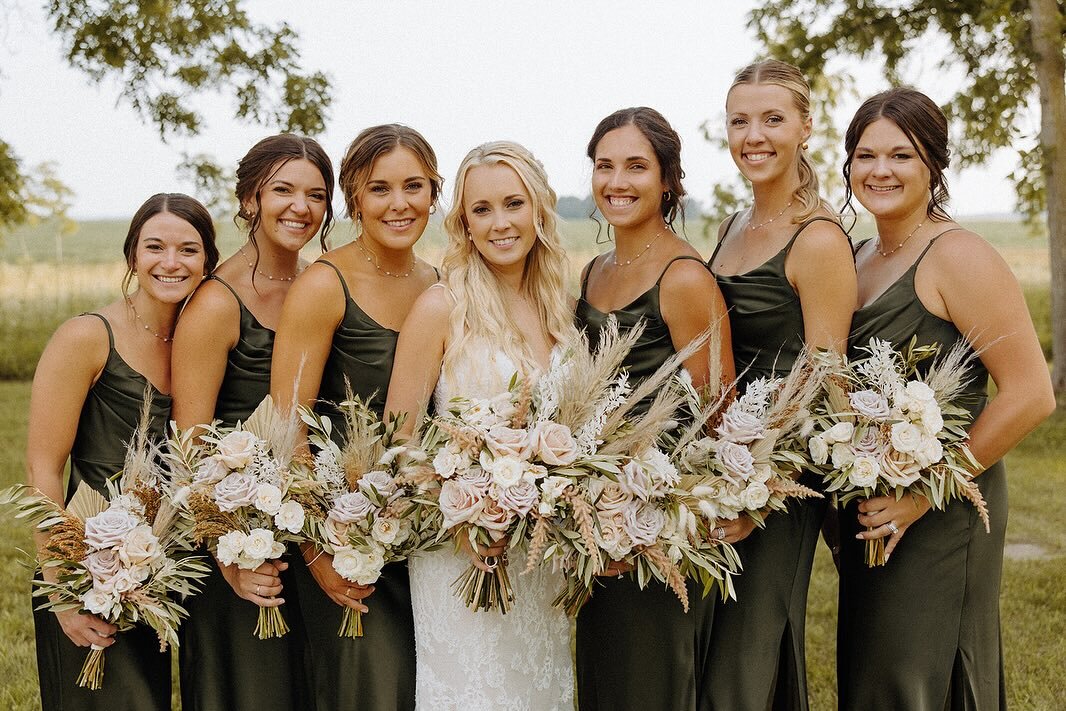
556, 195, 703, 221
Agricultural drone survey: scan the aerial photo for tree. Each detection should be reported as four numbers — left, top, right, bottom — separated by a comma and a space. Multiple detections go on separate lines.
0, 0, 331, 228
747, 0, 1066, 398
23, 162, 77, 262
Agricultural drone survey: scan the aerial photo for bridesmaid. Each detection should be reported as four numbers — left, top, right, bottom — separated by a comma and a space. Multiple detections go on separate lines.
26, 193, 217, 710
270, 124, 442, 710
838, 87, 1054, 709
705, 59, 856, 710
172, 134, 334, 711
574, 107, 735, 710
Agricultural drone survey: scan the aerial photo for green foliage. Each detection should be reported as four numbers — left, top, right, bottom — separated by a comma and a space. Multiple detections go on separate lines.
0, 141, 26, 233
177, 152, 237, 219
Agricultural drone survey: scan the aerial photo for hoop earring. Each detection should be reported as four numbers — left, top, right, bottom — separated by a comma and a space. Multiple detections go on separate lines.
429, 204, 437, 214
662, 190, 671, 203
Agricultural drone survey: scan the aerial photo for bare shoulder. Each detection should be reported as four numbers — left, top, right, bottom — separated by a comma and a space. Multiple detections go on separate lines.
40, 312, 110, 373
660, 254, 716, 295
181, 278, 240, 321
410, 283, 456, 319
288, 259, 346, 302
792, 216, 851, 258
926, 227, 1013, 281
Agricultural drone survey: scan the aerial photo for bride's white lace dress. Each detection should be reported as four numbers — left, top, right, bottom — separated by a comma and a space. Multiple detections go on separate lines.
409, 348, 574, 711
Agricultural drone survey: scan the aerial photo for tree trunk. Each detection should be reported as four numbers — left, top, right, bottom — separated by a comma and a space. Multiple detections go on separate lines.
1029, 0, 1066, 402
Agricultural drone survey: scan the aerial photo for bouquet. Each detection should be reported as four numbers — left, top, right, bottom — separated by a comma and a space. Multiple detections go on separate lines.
670, 353, 829, 532
808, 337, 987, 566
167, 396, 316, 638
1, 398, 208, 690
301, 387, 441, 637
515, 320, 741, 616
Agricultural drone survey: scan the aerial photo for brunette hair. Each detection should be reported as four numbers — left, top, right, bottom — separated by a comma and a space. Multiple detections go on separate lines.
338, 124, 443, 222
234, 133, 336, 251
121, 192, 218, 295
842, 87, 951, 221
587, 107, 687, 227
730, 59, 825, 222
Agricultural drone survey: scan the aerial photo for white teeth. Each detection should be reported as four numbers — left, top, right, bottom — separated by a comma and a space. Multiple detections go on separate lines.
867, 185, 898, 192
279, 219, 308, 229
607, 196, 635, 207
491, 237, 519, 247
745, 152, 773, 161
155, 275, 186, 283
385, 219, 414, 228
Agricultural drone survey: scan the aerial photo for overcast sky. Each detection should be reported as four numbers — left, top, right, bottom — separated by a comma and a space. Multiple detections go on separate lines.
0, 0, 1020, 220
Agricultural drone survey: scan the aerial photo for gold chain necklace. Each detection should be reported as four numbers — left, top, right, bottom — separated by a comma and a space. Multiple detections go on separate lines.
747, 200, 794, 231
876, 218, 926, 257
612, 227, 668, 267
356, 238, 415, 278
127, 298, 172, 343
239, 245, 299, 282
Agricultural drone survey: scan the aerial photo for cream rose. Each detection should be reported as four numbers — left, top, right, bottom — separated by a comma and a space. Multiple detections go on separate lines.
913, 436, 944, 468
849, 390, 891, 420
329, 492, 376, 523
825, 421, 855, 444
433, 446, 467, 480
904, 380, 937, 406
739, 481, 771, 510
332, 546, 384, 585
880, 451, 922, 487
439, 479, 485, 530
809, 435, 829, 466
83, 508, 139, 551
716, 407, 765, 444
890, 421, 923, 454
592, 480, 633, 512
215, 530, 247, 567
485, 425, 532, 460
274, 500, 306, 534
118, 524, 162, 567
82, 587, 120, 618
622, 502, 666, 547
848, 455, 881, 488
359, 470, 398, 499
213, 472, 259, 512
371, 516, 401, 546
482, 454, 526, 489
84, 549, 122, 582
216, 430, 260, 469
594, 518, 633, 560
531, 422, 579, 466
717, 441, 757, 482
831, 442, 856, 470
254, 483, 283, 515
918, 403, 945, 436
241, 528, 285, 567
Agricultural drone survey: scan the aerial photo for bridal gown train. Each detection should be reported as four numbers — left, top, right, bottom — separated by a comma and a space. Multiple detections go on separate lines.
409, 346, 574, 711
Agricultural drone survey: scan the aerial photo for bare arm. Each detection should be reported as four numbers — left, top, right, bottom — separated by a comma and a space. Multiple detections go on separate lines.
26, 315, 119, 646
384, 286, 452, 435
659, 259, 736, 390
171, 280, 238, 430
787, 220, 856, 353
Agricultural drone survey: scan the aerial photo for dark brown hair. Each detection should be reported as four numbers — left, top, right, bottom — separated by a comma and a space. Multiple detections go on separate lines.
843, 87, 951, 221
586, 107, 687, 227
338, 124, 443, 222
235, 133, 336, 252
121, 193, 218, 295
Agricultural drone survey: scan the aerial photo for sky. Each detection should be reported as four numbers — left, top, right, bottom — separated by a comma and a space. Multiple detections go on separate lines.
0, 0, 1021, 220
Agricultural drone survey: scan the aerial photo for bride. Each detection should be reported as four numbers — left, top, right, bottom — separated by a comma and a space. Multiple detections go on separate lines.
386, 141, 576, 710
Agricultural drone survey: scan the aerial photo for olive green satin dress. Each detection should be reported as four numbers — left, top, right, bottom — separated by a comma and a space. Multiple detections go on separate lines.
290, 260, 416, 710
33, 313, 172, 711
838, 235, 1007, 710
703, 216, 840, 710
178, 276, 310, 711
574, 255, 717, 711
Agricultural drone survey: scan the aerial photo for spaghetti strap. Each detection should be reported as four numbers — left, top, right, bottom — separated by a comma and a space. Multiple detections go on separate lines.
206, 274, 244, 307
655, 255, 708, 287
315, 259, 352, 301
433, 266, 441, 280
709, 212, 742, 264
914, 228, 965, 268
784, 216, 843, 252
82, 312, 115, 349
579, 255, 603, 299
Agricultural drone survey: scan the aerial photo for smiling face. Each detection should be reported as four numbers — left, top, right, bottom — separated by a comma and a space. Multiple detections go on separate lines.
355, 146, 434, 252
849, 117, 932, 222
725, 82, 811, 188
249, 158, 329, 252
590, 124, 667, 232
133, 211, 208, 302
462, 162, 538, 278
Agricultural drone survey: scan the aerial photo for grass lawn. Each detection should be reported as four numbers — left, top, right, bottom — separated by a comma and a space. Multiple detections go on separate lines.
1, 379, 1063, 708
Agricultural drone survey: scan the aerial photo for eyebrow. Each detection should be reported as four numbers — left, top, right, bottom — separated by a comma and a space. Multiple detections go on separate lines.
855, 144, 915, 152
366, 176, 426, 184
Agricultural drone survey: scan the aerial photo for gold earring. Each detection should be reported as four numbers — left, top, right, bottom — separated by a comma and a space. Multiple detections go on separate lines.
801, 142, 809, 150
429, 204, 437, 214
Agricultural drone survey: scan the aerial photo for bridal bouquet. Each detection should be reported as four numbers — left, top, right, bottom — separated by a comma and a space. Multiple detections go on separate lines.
0, 399, 207, 690
517, 321, 742, 616
300, 388, 441, 637
669, 353, 828, 532
808, 337, 987, 566
167, 396, 316, 638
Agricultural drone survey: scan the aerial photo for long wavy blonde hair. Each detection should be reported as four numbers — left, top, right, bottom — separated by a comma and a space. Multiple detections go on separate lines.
729, 59, 830, 222
440, 141, 576, 382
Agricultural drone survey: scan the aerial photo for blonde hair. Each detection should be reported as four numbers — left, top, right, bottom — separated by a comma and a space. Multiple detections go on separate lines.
729, 59, 828, 222
440, 141, 576, 381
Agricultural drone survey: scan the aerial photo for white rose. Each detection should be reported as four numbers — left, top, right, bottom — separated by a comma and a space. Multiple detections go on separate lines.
825, 421, 855, 444
619, 459, 656, 501
84, 549, 122, 583
193, 455, 230, 485
118, 525, 162, 567
254, 483, 283, 515
880, 450, 922, 487
433, 446, 467, 480
716, 407, 765, 444
241, 528, 284, 567
905, 380, 937, 405
439, 479, 485, 530
852, 425, 881, 455
216, 530, 247, 567
622, 503, 666, 547
481, 453, 526, 489
914, 436, 944, 468
849, 390, 891, 420
531, 422, 579, 466
213, 472, 259, 512
738, 481, 771, 510
890, 421, 924, 454
592, 480, 633, 512
493, 479, 540, 517
371, 516, 401, 546
809, 435, 829, 466
717, 441, 757, 482
918, 403, 944, 436
83, 508, 139, 551
457, 466, 493, 493
594, 518, 633, 560
848, 455, 881, 488
82, 587, 120, 618
107, 567, 139, 595
484, 425, 532, 460
831, 442, 856, 470
216, 430, 260, 469
332, 546, 385, 585
274, 501, 306, 534
359, 470, 398, 499
329, 492, 376, 523
462, 398, 507, 428
640, 448, 680, 487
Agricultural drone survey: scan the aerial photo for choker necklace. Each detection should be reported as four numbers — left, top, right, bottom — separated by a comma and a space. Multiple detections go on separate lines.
356, 238, 415, 278
876, 218, 926, 257
127, 298, 172, 343
612, 227, 668, 267
239, 246, 299, 282
747, 200, 794, 231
